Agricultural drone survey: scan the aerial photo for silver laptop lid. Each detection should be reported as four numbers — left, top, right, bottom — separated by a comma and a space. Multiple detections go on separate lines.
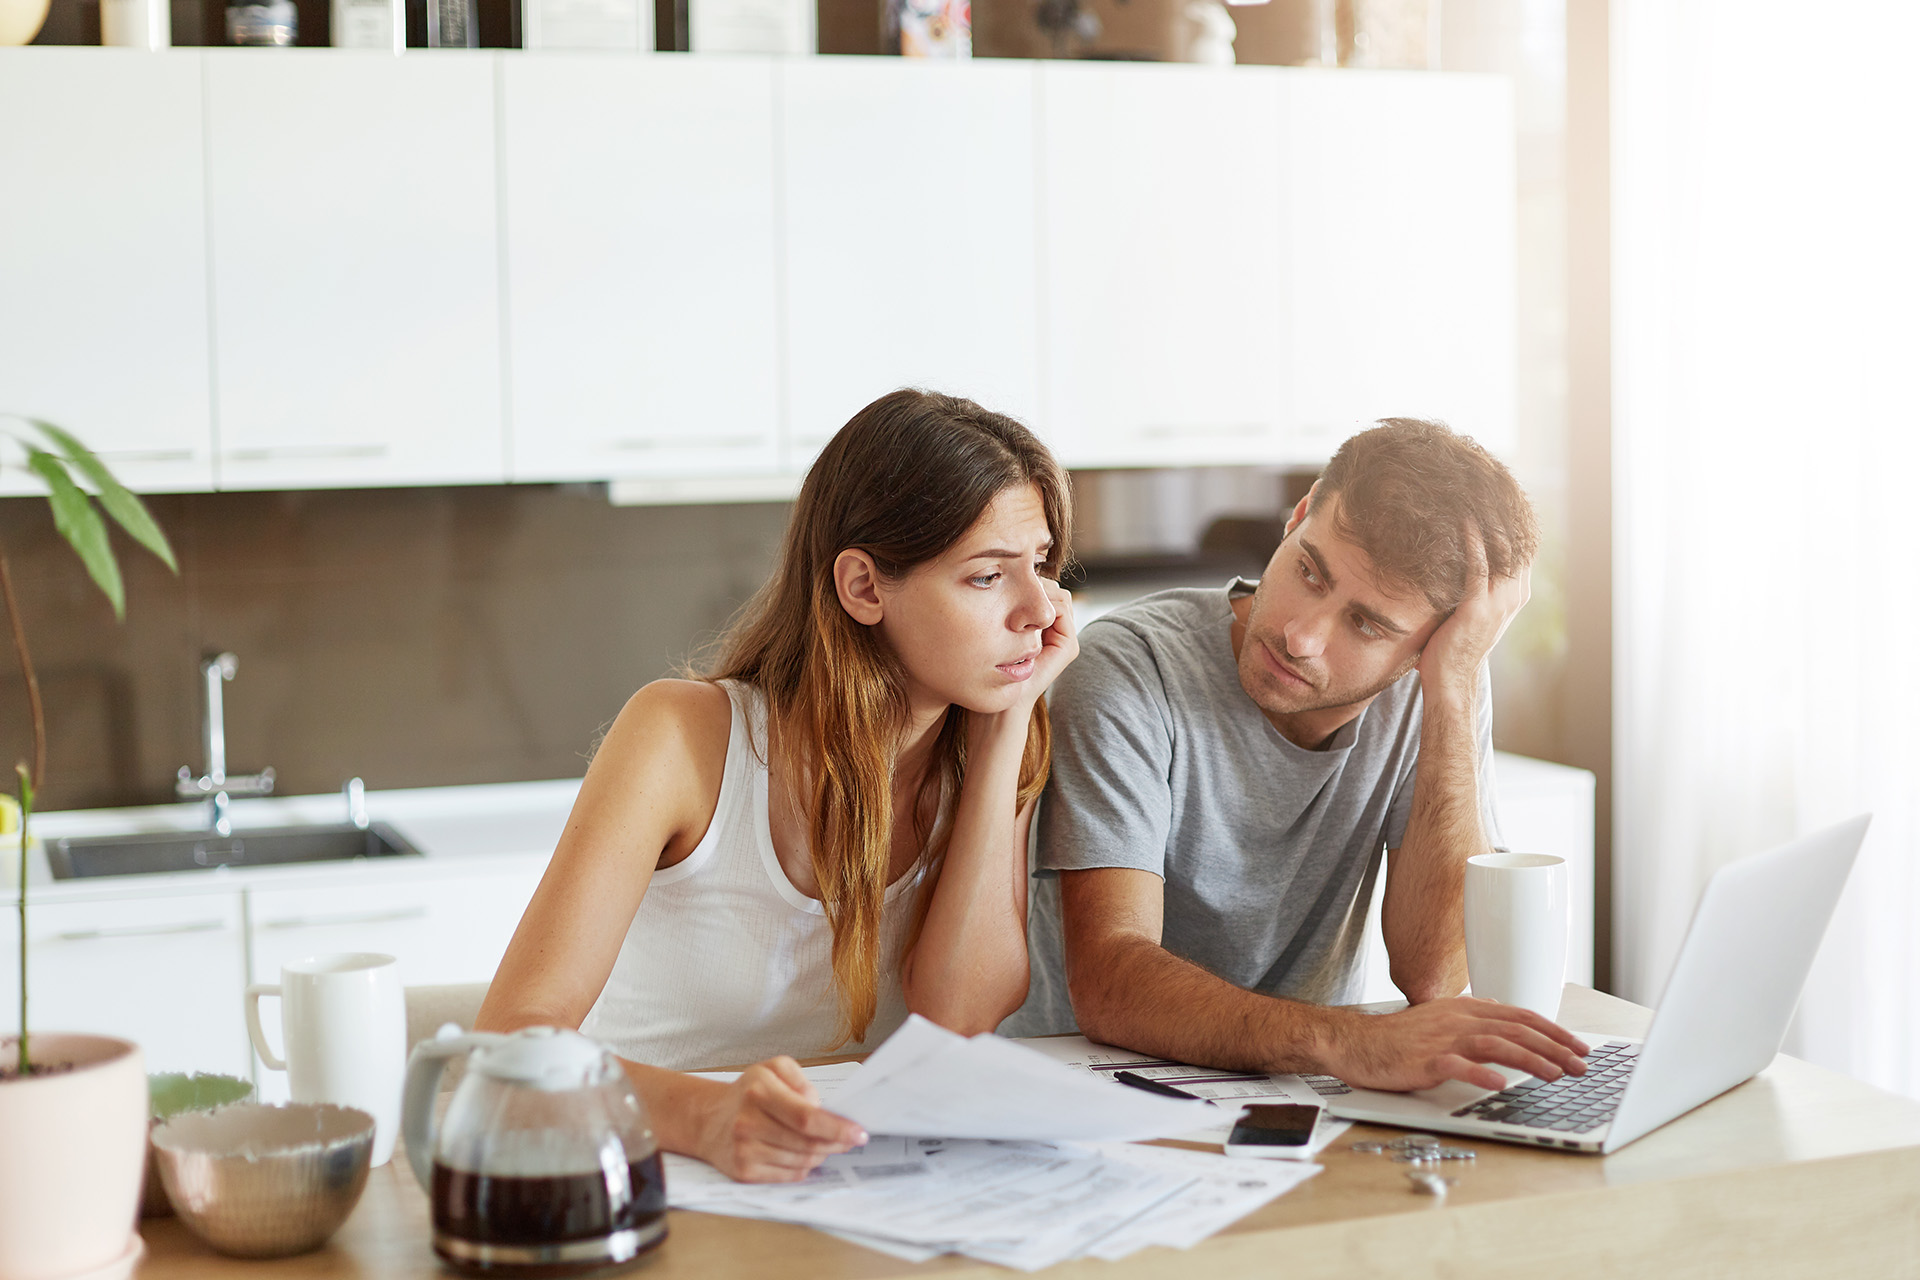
1606, 814, 1869, 1151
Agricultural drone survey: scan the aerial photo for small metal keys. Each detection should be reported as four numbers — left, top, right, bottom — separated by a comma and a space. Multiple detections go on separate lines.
1348, 1134, 1477, 1193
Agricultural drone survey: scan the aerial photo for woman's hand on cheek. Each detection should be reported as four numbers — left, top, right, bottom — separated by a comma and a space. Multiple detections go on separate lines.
695, 1056, 868, 1183
1026, 580, 1080, 698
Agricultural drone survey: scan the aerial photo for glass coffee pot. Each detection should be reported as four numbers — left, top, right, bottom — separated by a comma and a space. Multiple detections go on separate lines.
402, 1026, 667, 1276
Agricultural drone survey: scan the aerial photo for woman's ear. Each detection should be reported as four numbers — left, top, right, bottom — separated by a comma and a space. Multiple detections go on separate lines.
833, 549, 886, 626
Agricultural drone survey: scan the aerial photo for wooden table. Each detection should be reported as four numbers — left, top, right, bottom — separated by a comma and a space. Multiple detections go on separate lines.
138, 988, 1920, 1279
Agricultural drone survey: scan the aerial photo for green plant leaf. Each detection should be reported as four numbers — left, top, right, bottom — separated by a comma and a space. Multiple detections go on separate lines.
16, 762, 33, 812
25, 447, 124, 620
28, 419, 178, 574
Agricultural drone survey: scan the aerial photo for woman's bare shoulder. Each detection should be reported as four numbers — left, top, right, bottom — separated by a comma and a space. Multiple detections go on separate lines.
597, 680, 734, 866
609, 678, 733, 760
570, 680, 734, 860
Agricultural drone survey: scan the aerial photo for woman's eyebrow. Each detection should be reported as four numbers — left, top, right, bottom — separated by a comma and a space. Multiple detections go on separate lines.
966, 540, 1053, 561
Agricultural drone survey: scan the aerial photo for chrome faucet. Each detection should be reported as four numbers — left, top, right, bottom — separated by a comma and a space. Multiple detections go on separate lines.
176, 651, 275, 836
343, 776, 369, 830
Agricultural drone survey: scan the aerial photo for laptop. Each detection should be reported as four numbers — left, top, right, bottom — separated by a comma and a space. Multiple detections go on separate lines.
1322, 814, 1871, 1155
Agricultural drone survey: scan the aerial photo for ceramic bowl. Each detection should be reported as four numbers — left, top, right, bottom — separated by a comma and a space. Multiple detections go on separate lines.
142, 1072, 256, 1218
150, 1102, 374, 1258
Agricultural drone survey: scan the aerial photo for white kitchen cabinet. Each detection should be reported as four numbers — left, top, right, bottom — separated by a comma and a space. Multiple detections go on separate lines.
245, 862, 542, 1100
1281, 71, 1516, 464
203, 50, 505, 491
0, 50, 214, 494
0, 890, 252, 1078
780, 58, 1041, 467
502, 54, 783, 483
1038, 62, 1289, 469
0, 49, 1519, 495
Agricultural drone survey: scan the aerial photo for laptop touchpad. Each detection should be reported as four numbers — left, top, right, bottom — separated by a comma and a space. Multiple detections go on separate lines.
1411, 1077, 1504, 1110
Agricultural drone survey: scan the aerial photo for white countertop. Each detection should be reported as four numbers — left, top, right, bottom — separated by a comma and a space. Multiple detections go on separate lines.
3, 777, 582, 905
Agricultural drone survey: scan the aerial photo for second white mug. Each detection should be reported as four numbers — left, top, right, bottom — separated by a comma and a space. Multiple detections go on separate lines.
1464, 852, 1569, 1021
245, 952, 407, 1167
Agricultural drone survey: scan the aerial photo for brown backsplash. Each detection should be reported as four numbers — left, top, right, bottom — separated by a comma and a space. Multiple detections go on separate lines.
0, 465, 1567, 815
0, 485, 790, 812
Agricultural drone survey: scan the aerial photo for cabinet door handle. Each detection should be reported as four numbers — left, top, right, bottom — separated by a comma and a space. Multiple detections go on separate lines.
608, 436, 763, 452
1133, 423, 1266, 440
95, 449, 198, 464
224, 444, 390, 461
260, 906, 429, 931
53, 919, 227, 942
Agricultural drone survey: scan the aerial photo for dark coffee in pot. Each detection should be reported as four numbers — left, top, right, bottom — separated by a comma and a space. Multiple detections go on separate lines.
430, 1152, 668, 1277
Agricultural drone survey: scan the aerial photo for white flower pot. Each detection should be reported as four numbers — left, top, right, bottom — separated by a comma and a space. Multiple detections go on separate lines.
0, 1035, 147, 1280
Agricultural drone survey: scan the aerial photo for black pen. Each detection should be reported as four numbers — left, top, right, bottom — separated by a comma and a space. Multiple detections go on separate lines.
1113, 1070, 1217, 1105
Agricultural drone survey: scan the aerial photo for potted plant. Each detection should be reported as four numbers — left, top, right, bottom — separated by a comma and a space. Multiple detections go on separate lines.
0, 418, 177, 1280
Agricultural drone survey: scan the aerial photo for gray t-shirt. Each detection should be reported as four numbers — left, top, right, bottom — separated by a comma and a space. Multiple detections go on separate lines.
1002, 581, 1499, 1037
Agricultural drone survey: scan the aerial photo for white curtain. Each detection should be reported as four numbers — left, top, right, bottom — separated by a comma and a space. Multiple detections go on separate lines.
1613, 2, 1920, 1092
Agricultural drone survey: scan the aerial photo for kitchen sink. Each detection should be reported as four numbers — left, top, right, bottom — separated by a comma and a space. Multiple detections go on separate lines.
45, 822, 422, 880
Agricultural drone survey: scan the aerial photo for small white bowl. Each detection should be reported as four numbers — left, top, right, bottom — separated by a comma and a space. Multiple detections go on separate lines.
151, 1102, 374, 1258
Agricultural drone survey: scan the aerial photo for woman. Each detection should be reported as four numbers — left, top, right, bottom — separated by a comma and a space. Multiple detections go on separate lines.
477, 389, 1076, 1183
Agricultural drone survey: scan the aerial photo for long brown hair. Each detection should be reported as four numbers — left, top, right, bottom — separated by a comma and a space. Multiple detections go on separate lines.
705, 389, 1071, 1046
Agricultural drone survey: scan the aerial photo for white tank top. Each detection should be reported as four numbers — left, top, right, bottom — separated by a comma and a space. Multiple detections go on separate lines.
579, 681, 930, 1070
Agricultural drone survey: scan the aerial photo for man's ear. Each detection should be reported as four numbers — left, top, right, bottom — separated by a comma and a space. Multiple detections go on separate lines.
833, 549, 885, 627
1283, 482, 1318, 537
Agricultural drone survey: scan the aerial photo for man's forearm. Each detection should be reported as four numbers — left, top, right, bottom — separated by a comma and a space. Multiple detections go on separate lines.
1068, 933, 1355, 1076
1382, 685, 1485, 1003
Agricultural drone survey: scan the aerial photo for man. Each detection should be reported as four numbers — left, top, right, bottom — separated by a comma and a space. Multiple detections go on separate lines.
1008, 419, 1589, 1091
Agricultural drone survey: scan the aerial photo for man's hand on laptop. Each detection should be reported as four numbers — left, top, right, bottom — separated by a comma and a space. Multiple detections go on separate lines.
1325, 997, 1590, 1093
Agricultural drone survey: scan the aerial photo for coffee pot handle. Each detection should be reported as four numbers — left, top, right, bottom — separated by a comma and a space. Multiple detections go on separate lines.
402, 1024, 506, 1192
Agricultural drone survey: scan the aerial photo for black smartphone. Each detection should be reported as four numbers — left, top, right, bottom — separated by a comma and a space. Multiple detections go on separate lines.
1223, 1103, 1322, 1157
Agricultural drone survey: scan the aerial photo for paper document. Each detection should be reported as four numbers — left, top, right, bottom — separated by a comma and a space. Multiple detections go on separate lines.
1016, 1034, 1354, 1154
677, 1038, 1322, 1268
824, 1015, 1216, 1142
666, 1135, 1318, 1270
1077, 1141, 1323, 1257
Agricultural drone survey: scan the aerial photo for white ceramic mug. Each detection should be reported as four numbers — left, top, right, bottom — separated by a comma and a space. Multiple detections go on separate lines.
100, 0, 170, 47
245, 952, 407, 1167
1464, 852, 1569, 1021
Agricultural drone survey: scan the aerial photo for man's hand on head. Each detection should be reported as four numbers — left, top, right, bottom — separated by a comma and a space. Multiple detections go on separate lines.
1323, 996, 1589, 1093
1416, 536, 1531, 704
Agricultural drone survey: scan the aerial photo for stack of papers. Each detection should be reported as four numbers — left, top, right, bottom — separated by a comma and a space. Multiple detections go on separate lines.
670, 1018, 1324, 1268
828, 1015, 1216, 1141
666, 1134, 1319, 1269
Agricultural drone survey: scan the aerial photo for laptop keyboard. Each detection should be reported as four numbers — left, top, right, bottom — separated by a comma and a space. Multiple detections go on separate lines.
1450, 1040, 1641, 1133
